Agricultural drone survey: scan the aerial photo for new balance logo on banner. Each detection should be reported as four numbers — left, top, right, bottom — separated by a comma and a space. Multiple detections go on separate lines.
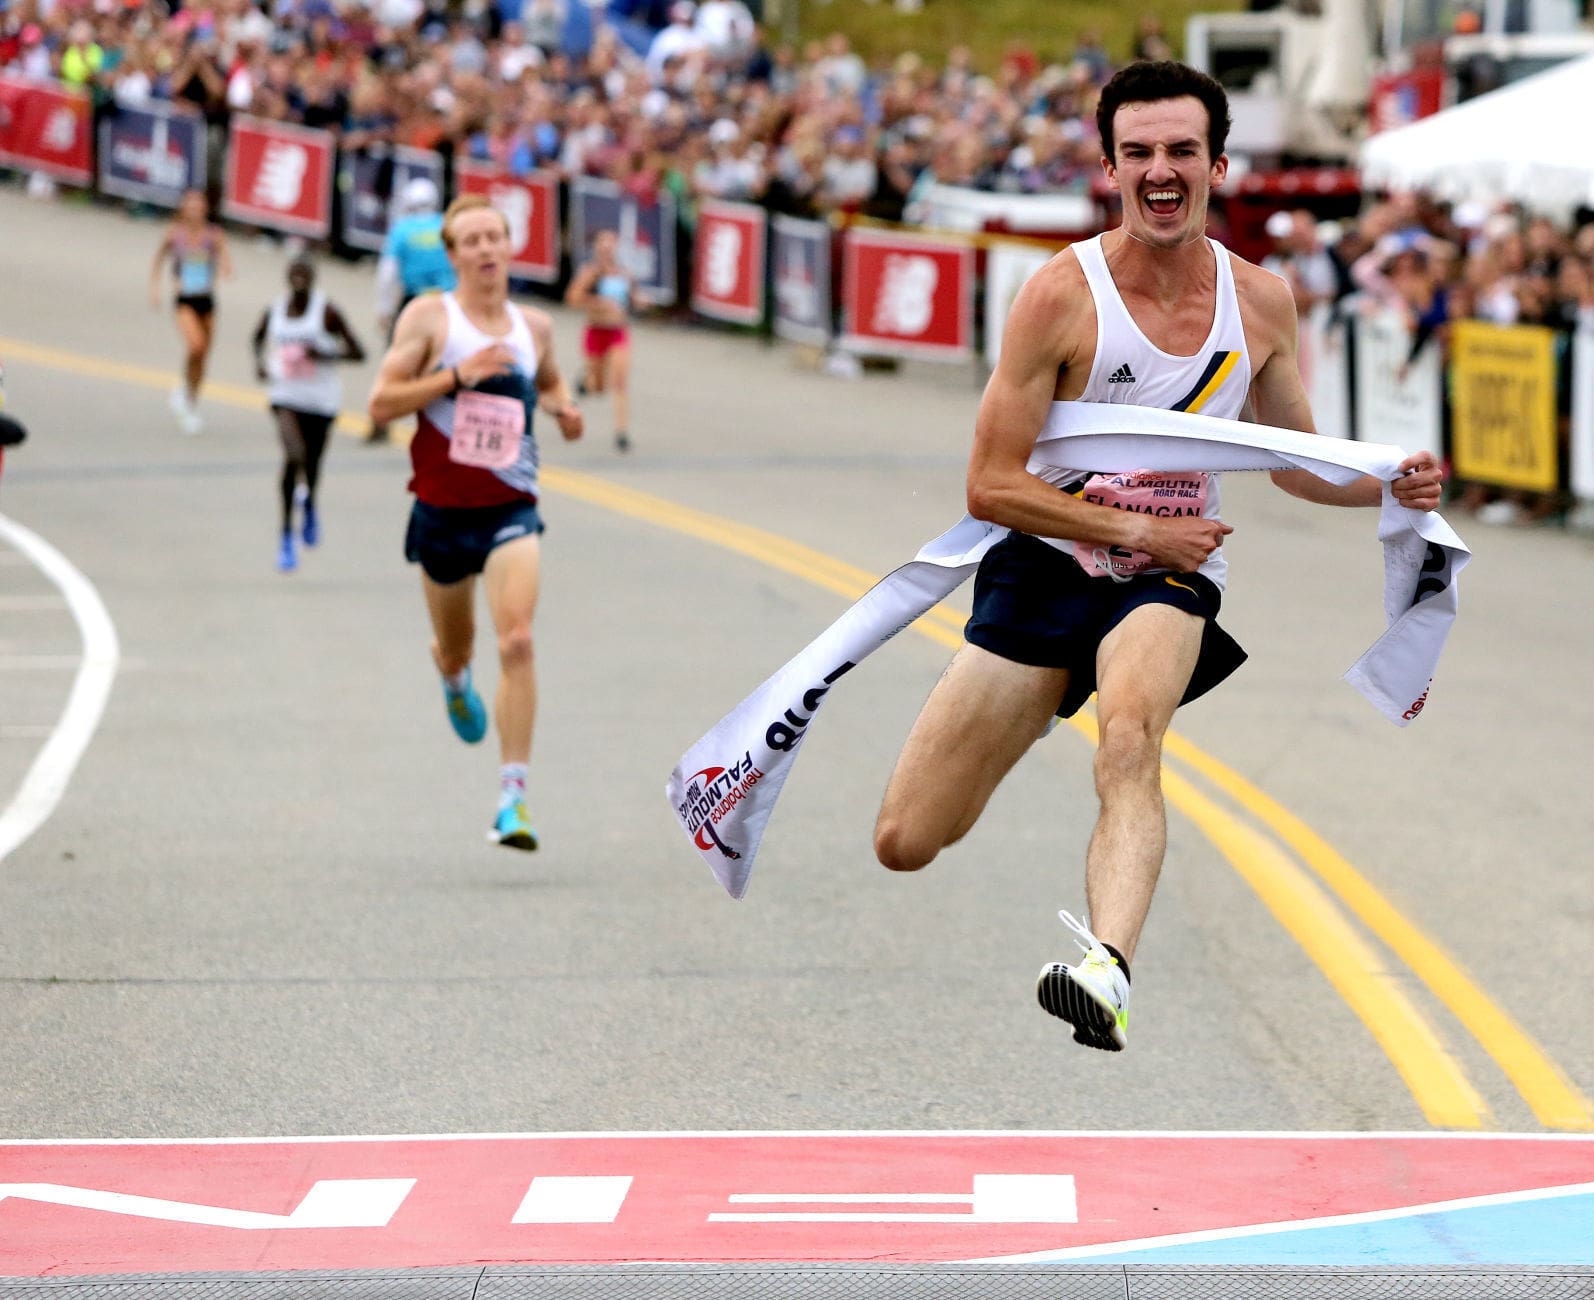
1108, 363, 1136, 384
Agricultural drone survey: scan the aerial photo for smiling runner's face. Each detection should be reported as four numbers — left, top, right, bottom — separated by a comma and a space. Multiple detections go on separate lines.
1104, 95, 1227, 250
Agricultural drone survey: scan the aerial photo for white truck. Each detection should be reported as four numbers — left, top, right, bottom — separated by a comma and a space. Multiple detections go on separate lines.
1184, 0, 1594, 168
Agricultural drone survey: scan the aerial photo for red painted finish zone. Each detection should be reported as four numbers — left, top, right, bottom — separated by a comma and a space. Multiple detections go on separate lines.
2, 1133, 1591, 1276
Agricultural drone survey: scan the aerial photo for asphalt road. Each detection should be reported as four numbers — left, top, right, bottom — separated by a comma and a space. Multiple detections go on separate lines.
2, 184, 1591, 1143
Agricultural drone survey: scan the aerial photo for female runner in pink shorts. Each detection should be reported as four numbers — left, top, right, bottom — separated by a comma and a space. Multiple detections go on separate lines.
565, 229, 635, 453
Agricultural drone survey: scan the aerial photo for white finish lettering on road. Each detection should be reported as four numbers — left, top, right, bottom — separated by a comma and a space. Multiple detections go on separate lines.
0, 1178, 415, 1229
512, 1175, 634, 1224
709, 1173, 1077, 1223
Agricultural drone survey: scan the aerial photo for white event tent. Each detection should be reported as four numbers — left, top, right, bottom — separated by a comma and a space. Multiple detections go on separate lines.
1358, 53, 1594, 216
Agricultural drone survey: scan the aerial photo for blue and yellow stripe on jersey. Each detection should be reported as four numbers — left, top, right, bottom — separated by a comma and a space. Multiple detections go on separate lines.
1171, 350, 1242, 414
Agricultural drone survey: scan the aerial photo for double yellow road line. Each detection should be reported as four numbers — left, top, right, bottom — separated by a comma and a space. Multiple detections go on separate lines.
5, 333, 1589, 1131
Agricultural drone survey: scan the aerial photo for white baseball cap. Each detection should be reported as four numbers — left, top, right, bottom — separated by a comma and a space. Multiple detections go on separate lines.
400, 176, 440, 212
1265, 210, 1294, 240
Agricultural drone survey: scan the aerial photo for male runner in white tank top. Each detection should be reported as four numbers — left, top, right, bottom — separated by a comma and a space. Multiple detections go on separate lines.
369, 195, 585, 851
872, 62, 1443, 1052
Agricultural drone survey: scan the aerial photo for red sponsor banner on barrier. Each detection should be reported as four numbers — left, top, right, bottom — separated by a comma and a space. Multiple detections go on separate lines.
0, 74, 92, 185
222, 115, 334, 238
455, 162, 561, 283
692, 199, 767, 325
841, 228, 973, 360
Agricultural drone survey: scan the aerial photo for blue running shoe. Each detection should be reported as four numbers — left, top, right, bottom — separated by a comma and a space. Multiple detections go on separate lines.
442, 669, 487, 743
301, 503, 319, 547
491, 799, 538, 851
276, 533, 297, 573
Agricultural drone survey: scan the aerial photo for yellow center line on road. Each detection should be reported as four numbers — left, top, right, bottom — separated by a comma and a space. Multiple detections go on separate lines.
1160, 762, 1490, 1129
0, 338, 366, 434
12, 333, 1585, 1129
1162, 732, 1594, 1131
541, 468, 954, 614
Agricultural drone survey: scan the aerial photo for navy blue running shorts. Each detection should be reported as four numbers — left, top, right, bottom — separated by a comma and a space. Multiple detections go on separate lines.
964, 531, 1247, 718
404, 498, 544, 586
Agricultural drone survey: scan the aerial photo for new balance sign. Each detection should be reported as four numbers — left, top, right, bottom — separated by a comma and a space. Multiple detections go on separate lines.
223, 116, 334, 238
841, 229, 972, 361
693, 200, 767, 326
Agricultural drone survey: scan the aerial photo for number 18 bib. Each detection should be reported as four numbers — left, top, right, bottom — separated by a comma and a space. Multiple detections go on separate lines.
449, 389, 525, 471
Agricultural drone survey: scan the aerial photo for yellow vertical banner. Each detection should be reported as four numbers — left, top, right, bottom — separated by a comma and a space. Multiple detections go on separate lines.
1450, 321, 1559, 493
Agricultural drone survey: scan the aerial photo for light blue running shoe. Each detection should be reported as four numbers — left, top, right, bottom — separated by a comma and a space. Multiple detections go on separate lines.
276, 533, 297, 573
301, 502, 320, 547
442, 669, 487, 743
491, 799, 538, 851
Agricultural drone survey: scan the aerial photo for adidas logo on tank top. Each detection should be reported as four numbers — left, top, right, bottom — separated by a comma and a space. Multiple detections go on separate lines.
1072, 234, 1250, 416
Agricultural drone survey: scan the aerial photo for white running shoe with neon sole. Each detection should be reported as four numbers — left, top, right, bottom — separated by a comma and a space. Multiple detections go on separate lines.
1036, 909, 1131, 1051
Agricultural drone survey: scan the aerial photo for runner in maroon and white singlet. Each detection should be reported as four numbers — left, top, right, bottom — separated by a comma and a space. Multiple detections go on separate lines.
368, 194, 584, 851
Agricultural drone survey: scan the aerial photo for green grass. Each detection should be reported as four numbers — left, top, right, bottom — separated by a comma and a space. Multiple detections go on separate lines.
785, 0, 1243, 74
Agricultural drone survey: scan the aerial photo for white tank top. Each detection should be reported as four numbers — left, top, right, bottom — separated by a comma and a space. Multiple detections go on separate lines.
421, 292, 542, 498
265, 289, 341, 417
1037, 234, 1252, 590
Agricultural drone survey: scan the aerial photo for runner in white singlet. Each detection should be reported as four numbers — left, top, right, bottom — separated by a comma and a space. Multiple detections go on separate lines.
250, 257, 365, 574
871, 61, 1444, 1053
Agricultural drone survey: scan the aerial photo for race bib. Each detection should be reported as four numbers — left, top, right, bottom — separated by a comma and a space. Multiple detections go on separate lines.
1072, 470, 1210, 580
274, 341, 316, 380
449, 389, 525, 470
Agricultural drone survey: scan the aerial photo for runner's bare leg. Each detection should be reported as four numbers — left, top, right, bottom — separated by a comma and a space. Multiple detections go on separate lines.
482, 534, 542, 766
609, 343, 631, 437
1082, 602, 1204, 963
423, 572, 477, 679
875, 645, 1066, 871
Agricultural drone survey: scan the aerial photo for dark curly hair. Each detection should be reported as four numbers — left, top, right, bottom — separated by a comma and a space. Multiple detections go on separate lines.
1095, 60, 1232, 163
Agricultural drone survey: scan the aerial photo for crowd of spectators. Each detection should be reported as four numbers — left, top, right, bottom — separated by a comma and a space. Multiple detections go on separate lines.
1262, 190, 1594, 523
0, 0, 1146, 225
4, 0, 1593, 521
